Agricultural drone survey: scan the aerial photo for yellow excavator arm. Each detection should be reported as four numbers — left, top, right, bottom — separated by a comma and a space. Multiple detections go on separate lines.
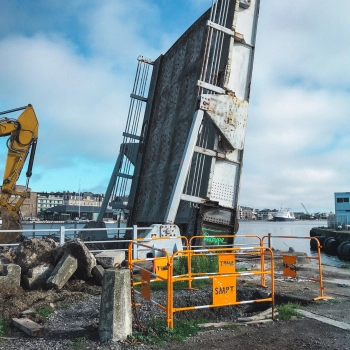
0, 104, 39, 243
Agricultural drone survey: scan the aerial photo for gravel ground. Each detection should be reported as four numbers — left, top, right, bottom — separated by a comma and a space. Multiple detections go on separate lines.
1, 261, 350, 349
0, 286, 269, 350
2, 294, 350, 350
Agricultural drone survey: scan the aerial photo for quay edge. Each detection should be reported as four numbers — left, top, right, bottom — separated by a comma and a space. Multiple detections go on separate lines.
310, 227, 350, 244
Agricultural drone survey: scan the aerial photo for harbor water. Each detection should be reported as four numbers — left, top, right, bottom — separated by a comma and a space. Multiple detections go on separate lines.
21, 220, 343, 267
21, 221, 127, 240
236, 220, 343, 267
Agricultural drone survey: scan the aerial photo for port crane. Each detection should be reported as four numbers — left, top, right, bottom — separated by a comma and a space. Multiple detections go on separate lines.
301, 203, 314, 218
301, 203, 309, 215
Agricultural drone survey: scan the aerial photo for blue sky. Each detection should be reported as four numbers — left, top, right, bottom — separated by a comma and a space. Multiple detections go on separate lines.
1, 0, 349, 213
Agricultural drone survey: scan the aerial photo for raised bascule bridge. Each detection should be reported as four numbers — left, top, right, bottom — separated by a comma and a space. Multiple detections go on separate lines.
95, 0, 260, 248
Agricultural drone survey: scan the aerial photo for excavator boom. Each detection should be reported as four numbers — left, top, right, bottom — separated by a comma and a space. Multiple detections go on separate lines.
0, 105, 39, 243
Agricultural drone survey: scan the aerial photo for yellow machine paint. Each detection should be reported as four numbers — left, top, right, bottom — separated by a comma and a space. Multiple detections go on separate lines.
0, 104, 39, 243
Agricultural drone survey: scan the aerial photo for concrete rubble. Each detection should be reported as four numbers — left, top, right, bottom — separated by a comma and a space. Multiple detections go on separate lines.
52, 239, 96, 280
95, 251, 125, 269
14, 238, 57, 274
47, 253, 78, 289
0, 264, 21, 290
22, 263, 54, 289
92, 265, 104, 285
0, 237, 114, 291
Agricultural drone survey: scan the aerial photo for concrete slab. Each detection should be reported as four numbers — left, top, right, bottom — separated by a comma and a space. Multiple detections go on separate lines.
53, 239, 96, 280
46, 253, 78, 290
323, 278, 350, 285
23, 264, 54, 289
12, 318, 45, 337
95, 251, 125, 269
92, 265, 104, 285
297, 309, 350, 330
0, 264, 21, 290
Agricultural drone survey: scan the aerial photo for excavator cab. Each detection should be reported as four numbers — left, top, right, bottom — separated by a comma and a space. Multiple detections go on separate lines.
0, 105, 39, 244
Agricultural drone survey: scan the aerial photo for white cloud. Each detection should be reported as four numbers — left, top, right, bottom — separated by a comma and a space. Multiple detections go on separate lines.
0, 0, 348, 213
238, 0, 350, 212
0, 1, 162, 192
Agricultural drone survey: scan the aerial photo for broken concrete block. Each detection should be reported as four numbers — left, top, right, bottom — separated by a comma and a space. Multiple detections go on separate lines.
47, 253, 78, 290
92, 265, 104, 285
22, 263, 54, 289
14, 238, 57, 274
95, 251, 125, 269
12, 318, 44, 337
99, 269, 132, 342
0, 264, 21, 290
52, 239, 96, 280
0, 256, 10, 275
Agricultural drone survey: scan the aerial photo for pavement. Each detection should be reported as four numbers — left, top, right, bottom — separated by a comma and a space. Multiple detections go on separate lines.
276, 263, 350, 333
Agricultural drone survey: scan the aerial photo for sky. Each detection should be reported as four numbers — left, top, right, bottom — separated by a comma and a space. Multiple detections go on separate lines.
0, 0, 349, 214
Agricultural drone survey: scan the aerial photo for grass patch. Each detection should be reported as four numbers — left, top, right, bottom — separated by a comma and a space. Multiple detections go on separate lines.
36, 307, 54, 319
0, 317, 10, 337
136, 279, 211, 292
174, 255, 218, 275
341, 264, 350, 269
72, 336, 88, 349
129, 318, 202, 345
276, 303, 302, 320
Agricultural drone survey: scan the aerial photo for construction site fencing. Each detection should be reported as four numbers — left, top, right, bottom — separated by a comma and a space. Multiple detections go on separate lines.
128, 236, 275, 329
189, 234, 266, 287
262, 235, 332, 301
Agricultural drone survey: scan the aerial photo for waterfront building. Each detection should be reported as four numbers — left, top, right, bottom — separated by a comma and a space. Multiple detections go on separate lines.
0, 185, 38, 219
256, 208, 277, 221
239, 206, 256, 220
37, 192, 64, 213
333, 192, 350, 228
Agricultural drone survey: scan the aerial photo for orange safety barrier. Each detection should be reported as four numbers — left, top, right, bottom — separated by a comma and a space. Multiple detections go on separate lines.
128, 236, 189, 325
261, 235, 332, 301
128, 237, 275, 329
168, 246, 275, 328
189, 235, 265, 288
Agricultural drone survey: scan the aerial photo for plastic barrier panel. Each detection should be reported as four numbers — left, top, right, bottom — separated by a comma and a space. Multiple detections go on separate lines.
282, 255, 297, 278
154, 257, 168, 279
213, 276, 237, 305
218, 253, 235, 274
262, 235, 332, 301
141, 269, 151, 300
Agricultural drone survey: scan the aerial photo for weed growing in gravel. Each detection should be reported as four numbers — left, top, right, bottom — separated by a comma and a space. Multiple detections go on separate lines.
341, 264, 350, 269
72, 336, 88, 349
276, 303, 302, 320
314, 299, 341, 305
36, 307, 54, 319
129, 318, 202, 345
0, 317, 10, 337
173, 255, 218, 275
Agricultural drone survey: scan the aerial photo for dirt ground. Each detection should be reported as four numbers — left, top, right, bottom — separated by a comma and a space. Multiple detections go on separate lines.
1, 256, 350, 349
141, 257, 350, 350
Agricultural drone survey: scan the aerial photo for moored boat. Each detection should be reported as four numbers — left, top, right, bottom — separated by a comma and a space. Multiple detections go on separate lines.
273, 207, 295, 222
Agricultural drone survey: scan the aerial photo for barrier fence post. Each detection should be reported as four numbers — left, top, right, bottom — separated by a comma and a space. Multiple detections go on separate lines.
132, 225, 137, 260
60, 226, 65, 245
262, 235, 331, 301
268, 233, 271, 248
